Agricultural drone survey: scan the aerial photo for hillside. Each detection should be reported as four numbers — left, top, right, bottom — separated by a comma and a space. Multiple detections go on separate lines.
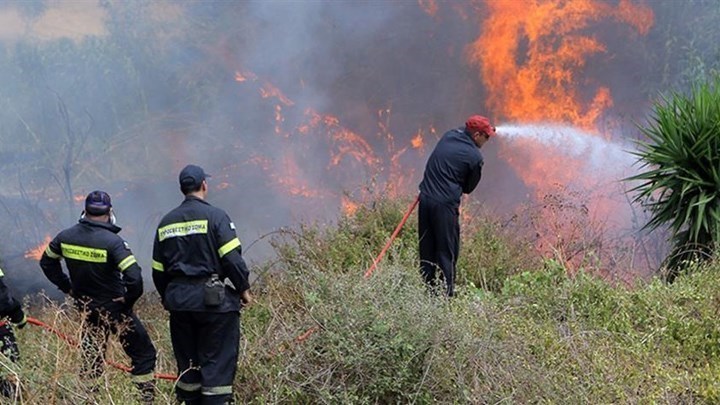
6, 197, 719, 404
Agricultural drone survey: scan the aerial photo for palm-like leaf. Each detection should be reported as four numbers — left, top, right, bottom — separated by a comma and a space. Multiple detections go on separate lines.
626, 78, 720, 280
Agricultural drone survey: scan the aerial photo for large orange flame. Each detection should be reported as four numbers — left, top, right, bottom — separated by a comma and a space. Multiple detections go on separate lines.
465, 0, 654, 271
467, 0, 653, 200
24, 235, 51, 261
471, 0, 653, 128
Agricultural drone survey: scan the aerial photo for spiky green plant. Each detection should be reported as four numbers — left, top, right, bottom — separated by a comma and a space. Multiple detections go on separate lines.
626, 77, 720, 281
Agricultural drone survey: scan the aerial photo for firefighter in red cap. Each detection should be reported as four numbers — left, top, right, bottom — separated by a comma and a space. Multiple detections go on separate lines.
0, 266, 26, 398
418, 115, 495, 296
39, 190, 157, 403
152, 164, 251, 405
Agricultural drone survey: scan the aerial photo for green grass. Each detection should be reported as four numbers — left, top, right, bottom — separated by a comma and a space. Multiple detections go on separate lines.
5, 196, 720, 403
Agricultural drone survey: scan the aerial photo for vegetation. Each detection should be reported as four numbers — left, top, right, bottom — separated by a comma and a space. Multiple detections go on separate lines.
2, 1, 720, 403
2, 198, 720, 403
627, 77, 720, 280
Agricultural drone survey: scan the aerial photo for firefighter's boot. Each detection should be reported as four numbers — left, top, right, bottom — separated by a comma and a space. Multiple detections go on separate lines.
135, 380, 155, 404
0, 377, 17, 398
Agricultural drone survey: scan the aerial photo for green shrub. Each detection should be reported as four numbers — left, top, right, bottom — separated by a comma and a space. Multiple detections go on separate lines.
627, 76, 720, 280
14, 200, 720, 403
458, 212, 540, 293
272, 196, 419, 276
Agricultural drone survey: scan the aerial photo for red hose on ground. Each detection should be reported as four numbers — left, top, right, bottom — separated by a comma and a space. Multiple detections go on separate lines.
27, 316, 177, 381
28, 196, 422, 364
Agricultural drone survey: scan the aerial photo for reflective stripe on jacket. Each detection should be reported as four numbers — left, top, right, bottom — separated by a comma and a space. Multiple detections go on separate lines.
152, 196, 250, 312
39, 218, 143, 307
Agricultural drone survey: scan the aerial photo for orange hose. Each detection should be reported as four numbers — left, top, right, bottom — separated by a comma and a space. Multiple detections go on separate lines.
27, 316, 177, 381
290, 194, 421, 348
364, 195, 420, 279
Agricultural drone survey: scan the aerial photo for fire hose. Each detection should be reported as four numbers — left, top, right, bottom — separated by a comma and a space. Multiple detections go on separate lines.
364, 195, 420, 278
26, 317, 178, 381
23, 195, 421, 371
288, 194, 421, 349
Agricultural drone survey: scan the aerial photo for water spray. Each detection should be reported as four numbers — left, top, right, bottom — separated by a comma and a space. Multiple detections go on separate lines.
494, 123, 637, 175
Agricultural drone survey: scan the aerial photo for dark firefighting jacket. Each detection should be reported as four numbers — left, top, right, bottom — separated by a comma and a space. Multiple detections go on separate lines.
152, 196, 250, 313
419, 128, 484, 206
40, 218, 143, 308
0, 269, 25, 325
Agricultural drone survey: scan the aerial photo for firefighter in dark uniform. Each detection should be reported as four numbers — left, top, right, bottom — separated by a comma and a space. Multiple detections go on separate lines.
152, 164, 251, 405
0, 266, 26, 398
39, 190, 157, 403
419, 115, 495, 296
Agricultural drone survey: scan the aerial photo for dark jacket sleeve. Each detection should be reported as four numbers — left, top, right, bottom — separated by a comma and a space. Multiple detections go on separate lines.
216, 213, 251, 293
152, 230, 170, 300
112, 239, 143, 307
462, 155, 484, 194
0, 274, 24, 324
39, 235, 72, 294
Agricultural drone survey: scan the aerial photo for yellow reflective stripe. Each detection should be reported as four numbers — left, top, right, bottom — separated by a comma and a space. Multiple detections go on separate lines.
131, 373, 154, 384
60, 243, 107, 263
152, 260, 164, 272
44, 246, 61, 259
176, 381, 201, 392
202, 385, 233, 395
158, 220, 208, 242
117, 255, 137, 272
0, 267, 3, 277
217, 238, 241, 258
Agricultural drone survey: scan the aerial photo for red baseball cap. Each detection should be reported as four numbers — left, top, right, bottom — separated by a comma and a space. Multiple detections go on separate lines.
465, 115, 496, 137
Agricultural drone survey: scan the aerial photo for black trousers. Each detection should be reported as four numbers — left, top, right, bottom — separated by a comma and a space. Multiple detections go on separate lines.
81, 305, 157, 381
418, 195, 460, 296
0, 324, 19, 363
170, 311, 240, 405
0, 323, 19, 397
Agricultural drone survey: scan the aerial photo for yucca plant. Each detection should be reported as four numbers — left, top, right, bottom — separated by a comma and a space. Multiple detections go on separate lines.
626, 77, 720, 281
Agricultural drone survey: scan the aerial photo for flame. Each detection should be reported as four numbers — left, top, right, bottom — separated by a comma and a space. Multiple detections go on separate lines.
465, 0, 653, 271
411, 132, 424, 149
234, 70, 257, 83
341, 196, 359, 217
468, 0, 653, 197
260, 82, 294, 106
418, 0, 438, 17
471, 0, 653, 128
232, 67, 432, 217
24, 235, 51, 260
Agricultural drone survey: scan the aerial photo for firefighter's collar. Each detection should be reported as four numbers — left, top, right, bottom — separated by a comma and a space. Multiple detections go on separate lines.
79, 217, 122, 234
183, 195, 210, 205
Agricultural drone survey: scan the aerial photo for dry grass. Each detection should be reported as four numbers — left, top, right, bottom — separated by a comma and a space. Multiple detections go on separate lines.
4, 195, 720, 403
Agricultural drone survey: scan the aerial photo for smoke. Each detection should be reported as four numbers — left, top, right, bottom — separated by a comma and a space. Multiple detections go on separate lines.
0, 1, 717, 293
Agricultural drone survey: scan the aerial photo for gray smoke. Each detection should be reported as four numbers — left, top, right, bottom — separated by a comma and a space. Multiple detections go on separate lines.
0, 1, 716, 293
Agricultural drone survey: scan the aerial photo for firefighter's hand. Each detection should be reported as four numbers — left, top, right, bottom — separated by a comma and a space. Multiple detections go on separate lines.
241, 290, 253, 306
